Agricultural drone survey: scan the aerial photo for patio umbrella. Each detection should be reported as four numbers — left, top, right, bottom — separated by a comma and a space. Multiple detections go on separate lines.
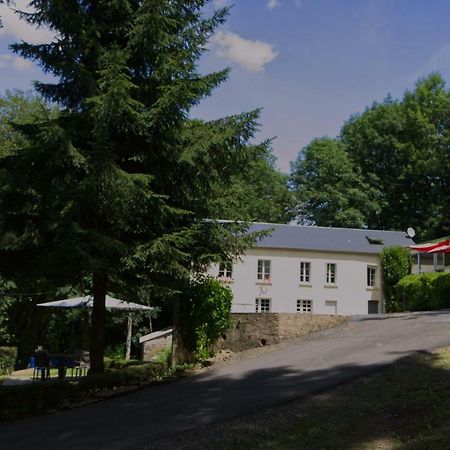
37, 296, 155, 360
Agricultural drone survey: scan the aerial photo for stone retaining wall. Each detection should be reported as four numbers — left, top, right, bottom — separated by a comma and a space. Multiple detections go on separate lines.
218, 313, 349, 352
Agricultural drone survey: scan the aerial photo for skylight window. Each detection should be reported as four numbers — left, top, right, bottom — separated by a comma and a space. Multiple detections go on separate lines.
366, 236, 384, 245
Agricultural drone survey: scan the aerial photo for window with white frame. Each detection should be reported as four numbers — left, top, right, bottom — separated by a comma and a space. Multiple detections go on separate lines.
297, 299, 312, 313
367, 266, 376, 287
326, 263, 336, 284
299, 262, 311, 283
218, 261, 233, 279
257, 260, 271, 282
255, 298, 271, 313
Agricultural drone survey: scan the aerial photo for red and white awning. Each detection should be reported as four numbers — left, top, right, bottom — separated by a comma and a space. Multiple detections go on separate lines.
410, 238, 450, 253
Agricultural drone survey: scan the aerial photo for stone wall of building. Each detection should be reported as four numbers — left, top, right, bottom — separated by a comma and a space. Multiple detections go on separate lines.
142, 333, 172, 361
217, 313, 349, 352
277, 313, 348, 341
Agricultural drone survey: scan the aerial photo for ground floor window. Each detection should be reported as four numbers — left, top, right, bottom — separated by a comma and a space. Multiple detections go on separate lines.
297, 299, 312, 313
368, 300, 379, 314
255, 298, 271, 313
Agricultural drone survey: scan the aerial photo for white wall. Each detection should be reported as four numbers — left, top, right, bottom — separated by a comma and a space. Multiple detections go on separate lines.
209, 248, 383, 316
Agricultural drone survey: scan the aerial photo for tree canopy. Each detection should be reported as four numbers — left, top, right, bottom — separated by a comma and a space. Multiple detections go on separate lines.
291, 73, 450, 240
290, 137, 379, 228
0, 0, 273, 371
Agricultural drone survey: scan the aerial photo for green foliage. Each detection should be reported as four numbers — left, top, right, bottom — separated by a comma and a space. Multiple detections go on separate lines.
0, 90, 52, 157
0, 361, 167, 421
341, 74, 450, 238
104, 344, 126, 361
380, 246, 412, 312
153, 346, 172, 365
290, 73, 450, 238
212, 146, 294, 223
180, 277, 232, 360
290, 137, 379, 227
0, 347, 17, 375
0, 1, 265, 372
396, 272, 450, 311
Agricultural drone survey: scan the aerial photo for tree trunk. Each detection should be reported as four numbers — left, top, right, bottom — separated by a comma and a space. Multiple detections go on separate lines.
170, 297, 195, 366
89, 272, 107, 374
125, 313, 132, 361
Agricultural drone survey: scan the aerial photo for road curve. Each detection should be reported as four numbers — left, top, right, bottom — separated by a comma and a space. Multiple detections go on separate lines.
2, 310, 450, 450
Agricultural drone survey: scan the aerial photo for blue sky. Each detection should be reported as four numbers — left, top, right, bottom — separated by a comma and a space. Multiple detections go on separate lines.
2, 1, 450, 171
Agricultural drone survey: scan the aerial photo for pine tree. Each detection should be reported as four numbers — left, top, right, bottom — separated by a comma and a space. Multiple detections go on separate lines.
0, 1, 264, 372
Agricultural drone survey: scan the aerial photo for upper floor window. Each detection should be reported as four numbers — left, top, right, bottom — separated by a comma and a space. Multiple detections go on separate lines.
218, 262, 233, 279
326, 263, 336, 284
257, 260, 271, 282
299, 262, 311, 283
256, 298, 271, 313
367, 266, 376, 287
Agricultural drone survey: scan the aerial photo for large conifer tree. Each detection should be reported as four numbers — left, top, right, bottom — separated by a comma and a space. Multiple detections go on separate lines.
0, 1, 264, 372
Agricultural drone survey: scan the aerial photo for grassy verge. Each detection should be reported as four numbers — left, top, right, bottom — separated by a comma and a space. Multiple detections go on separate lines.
147, 347, 450, 450
228, 348, 450, 449
0, 360, 172, 422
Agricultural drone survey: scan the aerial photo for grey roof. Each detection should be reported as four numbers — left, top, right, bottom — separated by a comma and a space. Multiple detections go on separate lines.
249, 223, 414, 255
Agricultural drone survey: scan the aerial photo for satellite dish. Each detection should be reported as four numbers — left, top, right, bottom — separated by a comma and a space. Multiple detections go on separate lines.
406, 227, 416, 238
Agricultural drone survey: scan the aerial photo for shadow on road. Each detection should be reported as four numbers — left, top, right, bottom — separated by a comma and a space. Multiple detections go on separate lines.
143, 350, 450, 450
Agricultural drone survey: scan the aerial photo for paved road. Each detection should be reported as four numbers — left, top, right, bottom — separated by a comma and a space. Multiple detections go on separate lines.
3, 310, 450, 450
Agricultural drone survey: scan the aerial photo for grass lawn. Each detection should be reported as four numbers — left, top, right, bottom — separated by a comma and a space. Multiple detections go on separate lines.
228, 348, 450, 449
149, 347, 450, 449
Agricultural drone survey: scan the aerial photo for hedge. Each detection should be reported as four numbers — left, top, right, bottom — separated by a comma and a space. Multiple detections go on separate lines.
395, 272, 450, 311
0, 361, 167, 421
0, 347, 17, 375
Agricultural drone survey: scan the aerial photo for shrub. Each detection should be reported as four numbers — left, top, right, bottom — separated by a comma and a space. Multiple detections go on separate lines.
396, 272, 450, 311
380, 246, 412, 312
180, 277, 232, 360
0, 361, 167, 421
0, 347, 17, 375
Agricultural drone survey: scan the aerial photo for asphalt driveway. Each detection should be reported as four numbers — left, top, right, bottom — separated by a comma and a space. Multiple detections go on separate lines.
2, 310, 450, 450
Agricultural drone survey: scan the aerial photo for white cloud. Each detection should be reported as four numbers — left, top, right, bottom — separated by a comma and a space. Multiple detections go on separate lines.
213, 0, 232, 6
0, 53, 33, 71
267, 0, 281, 10
212, 30, 278, 72
0, 0, 55, 44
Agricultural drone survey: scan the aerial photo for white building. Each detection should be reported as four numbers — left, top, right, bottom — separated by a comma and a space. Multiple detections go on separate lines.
209, 223, 413, 316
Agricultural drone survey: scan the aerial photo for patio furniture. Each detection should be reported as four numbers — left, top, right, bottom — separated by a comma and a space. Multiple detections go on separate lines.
69, 350, 90, 378
33, 351, 50, 381
48, 353, 76, 380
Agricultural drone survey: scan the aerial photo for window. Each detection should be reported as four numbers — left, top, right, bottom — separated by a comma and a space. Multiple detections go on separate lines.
218, 262, 232, 279
297, 299, 312, 314
255, 298, 271, 313
367, 266, 376, 287
257, 260, 271, 282
366, 236, 384, 245
299, 262, 311, 283
326, 263, 336, 284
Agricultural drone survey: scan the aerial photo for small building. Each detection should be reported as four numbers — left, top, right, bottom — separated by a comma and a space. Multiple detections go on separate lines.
209, 223, 413, 316
140, 328, 172, 361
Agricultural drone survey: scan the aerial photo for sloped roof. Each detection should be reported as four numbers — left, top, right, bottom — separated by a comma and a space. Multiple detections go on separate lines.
249, 223, 414, 255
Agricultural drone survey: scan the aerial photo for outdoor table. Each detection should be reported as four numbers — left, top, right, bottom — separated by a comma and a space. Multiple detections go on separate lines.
48, 353, 75, 381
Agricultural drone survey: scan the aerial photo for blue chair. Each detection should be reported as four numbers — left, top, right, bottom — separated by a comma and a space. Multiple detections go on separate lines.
32, 351, 50, 381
